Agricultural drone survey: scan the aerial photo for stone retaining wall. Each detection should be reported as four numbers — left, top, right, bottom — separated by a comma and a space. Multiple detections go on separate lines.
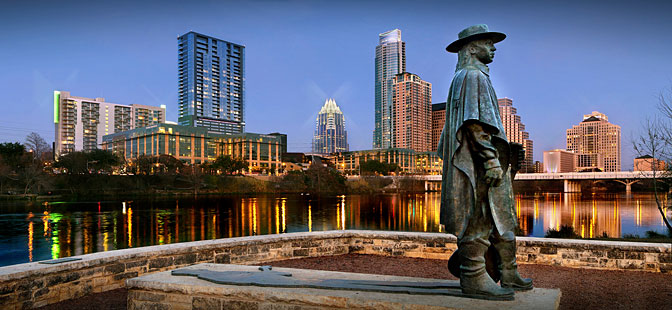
0, 230, 669, 309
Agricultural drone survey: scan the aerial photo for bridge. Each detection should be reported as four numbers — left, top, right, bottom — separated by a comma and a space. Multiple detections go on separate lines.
350, 171, 666, 192
514, 171, 662, 192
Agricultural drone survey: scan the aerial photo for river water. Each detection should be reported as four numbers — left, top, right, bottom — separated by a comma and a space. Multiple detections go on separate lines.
0, 192, 668, 267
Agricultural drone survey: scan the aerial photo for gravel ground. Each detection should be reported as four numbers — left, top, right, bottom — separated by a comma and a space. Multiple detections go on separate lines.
39, 254, 672, 310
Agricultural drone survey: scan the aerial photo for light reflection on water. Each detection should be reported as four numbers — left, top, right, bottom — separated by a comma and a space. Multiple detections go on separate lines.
0, 192, 668, 267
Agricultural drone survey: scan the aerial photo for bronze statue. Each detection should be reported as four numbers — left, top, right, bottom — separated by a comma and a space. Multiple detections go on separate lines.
437, 24, 532, 300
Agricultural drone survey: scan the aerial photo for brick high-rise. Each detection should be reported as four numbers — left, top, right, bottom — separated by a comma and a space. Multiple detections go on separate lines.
391, 72, 431, 152
566, 111, 621, 172
431, 102, 446, 152
498, 98, 534, 172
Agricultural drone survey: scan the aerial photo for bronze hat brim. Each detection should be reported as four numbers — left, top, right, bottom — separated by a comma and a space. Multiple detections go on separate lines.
446, 32, 506, 53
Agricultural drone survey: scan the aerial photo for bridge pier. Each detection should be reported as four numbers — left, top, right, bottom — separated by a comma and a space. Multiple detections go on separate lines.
613, 179, 639, 193
424, 180, 441, 192
564, 180, 581, 193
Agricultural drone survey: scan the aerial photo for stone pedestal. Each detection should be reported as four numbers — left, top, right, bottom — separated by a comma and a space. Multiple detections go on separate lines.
126, 263, 561, 310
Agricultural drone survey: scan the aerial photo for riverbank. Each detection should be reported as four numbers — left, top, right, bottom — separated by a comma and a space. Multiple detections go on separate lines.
0, 173, 429, 201
38, 253, 672, 310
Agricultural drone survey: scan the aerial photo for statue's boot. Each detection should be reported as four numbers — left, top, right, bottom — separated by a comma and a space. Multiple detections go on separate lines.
494, 239, 533, 291
459, 239, 514, 300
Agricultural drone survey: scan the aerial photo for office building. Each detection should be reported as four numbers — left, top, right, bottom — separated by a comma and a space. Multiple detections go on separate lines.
312, 98, 348, 154
634, 155, 666, 172
373, 29, 406, 149
331, 148, 441, 175
498, 98, 533, 172
543, 149, 576, 173
566, 111, 621, 172
178, 31, 245, 134
391, 72, 432, 152
102, 123, 284, 172
54, 91, 165, 157
431, 102, 446, 152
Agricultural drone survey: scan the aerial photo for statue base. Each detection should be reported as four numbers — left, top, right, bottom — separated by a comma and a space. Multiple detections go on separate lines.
127, 263, 561, 310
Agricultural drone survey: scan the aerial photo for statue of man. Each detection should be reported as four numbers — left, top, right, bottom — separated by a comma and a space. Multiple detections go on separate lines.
437, 24, 533, 300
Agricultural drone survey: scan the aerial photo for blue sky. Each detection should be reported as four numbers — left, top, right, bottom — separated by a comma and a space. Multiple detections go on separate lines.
1, 0, 671, 169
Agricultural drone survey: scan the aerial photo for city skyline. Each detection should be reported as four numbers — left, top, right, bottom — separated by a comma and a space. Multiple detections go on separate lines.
1, 0, 672, 169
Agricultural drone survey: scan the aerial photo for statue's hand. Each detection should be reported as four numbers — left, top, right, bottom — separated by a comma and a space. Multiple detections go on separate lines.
484, 167, 503, 187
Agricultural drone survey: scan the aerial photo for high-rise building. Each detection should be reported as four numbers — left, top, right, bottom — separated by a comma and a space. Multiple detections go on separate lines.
566, 111, 621, 172
431, 102, 446, 152
54, 91, 165, 156
312, 99, 348, 154
373, 29, 405, 149
178, 31, 245, 134
391, 72, 431, 152
498, 98, 534, 172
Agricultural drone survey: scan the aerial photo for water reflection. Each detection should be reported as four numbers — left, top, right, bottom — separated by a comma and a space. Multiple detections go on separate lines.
0, 192, 668, 267
514, 193, 667, 238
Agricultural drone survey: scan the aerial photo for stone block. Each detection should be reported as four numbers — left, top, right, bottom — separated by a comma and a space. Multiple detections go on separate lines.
174, 253, 198, 265
220, 300, 259, 310
125, 260, 148, 269
113, 271, 138, 281
659, 253, 672, 263
215, 254, 231, 264
293, 249, 309, 257
149, 257, 174, 269
539, 247, 557, 255
33, 287, 49, 298
104, 263, 126, 275
231, 246, 247, 255
607, 249, 624, 259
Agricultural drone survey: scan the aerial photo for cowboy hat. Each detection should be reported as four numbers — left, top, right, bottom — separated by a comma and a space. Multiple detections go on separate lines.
446, 24, 506, 53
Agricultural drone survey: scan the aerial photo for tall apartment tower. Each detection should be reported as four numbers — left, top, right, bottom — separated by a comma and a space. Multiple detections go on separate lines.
431, 102, 446, 152
498, 98, 534, 172
53, 91, 165, 156
312, 99, 348, 154
391, 73, 432, 152
566, 111, 621, 172
178, 31, 245, 134
373, 29, 405, 149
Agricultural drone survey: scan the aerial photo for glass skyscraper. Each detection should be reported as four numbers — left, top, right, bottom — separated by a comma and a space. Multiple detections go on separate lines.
178, 31, 245, 134
373, 29, 405, 149
312, 99, 348, 154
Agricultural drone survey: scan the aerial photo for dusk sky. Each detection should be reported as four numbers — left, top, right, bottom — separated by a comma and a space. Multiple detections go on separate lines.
1, 0, 671, 169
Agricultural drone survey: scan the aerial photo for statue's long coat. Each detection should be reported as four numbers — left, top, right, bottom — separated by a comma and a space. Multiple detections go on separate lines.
437, 64, 517, 238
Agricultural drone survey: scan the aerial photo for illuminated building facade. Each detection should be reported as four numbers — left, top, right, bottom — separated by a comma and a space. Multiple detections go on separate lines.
431, 102, 446, 152
566, 111, 621, 172
102, 123, 283, 171
54, 91, 165, 157
634, 155, 666, 171
331, 148, 441, 175
312, 99, 348, 154
373, 29, 406, 149
543, 149, 576, 173
178, 32, 245, 134
498, 98, 533, 172
391, 72, 432, 152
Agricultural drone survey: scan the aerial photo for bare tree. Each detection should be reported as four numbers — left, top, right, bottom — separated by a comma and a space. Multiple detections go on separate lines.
633, 118, 672, 233
24, 132, 51, 161
634, 87, 672, 234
